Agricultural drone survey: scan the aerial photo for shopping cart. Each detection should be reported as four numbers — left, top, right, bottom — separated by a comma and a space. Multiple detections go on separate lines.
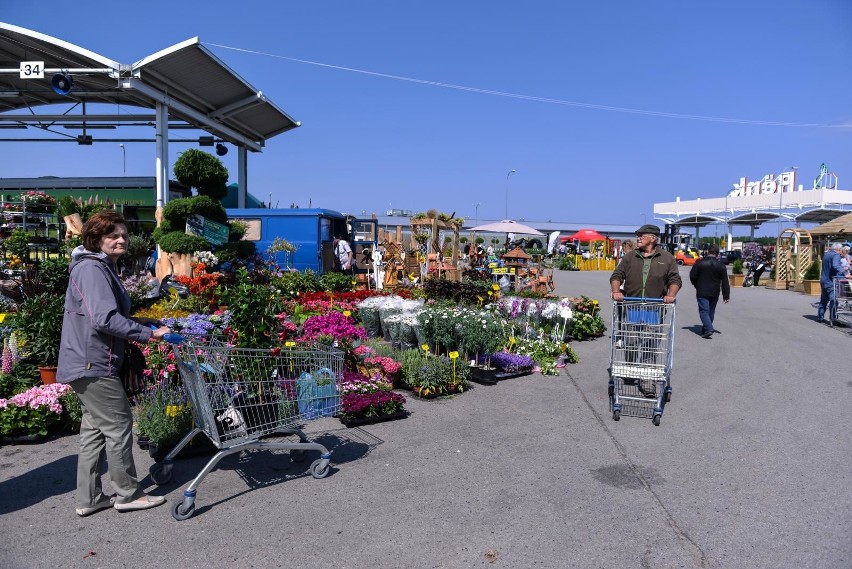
149, 336, 344, 520
608, 298, 676, 426
831, 277, 852, 327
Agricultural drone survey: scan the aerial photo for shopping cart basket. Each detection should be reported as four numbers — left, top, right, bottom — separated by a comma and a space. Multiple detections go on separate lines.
608, 298, 676, 426
831, 277, 852, 327
149, 336, 344, 520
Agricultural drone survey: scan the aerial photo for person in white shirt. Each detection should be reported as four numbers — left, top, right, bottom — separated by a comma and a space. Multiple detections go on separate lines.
333, 234, 353, 273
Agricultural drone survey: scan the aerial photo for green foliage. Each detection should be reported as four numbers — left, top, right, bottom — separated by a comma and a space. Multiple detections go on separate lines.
61, 390, 82, 433
525, 248, 546, 256
804, 259, 820, 280
219, 268, 285, 347
216, 240, 256, 261
126, 233, 153, 260
320, 271, 356, 293
36, 257, 70, 295
423, 278, 491, 305
557, 256, 576, 270
271, 270, 323, 299
12, 293, 65, 366
0, 360, 40, 398
155, 232, 211, 254
568, 312, 607, 341
135, 383, 194, 446
56, 195, 107, 221
475, 237, 484, 245
61, 235, 82, 257
3, 229, 33, 259
0, 396, 63, 437
732, 259, 744, 275
459, 237, 468, 244
228, 219, 247, 242
161, 195, 228, 225
173, 149, 229, 200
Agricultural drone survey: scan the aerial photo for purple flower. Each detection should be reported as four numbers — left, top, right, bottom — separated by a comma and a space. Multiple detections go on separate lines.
490, 351, 535, 372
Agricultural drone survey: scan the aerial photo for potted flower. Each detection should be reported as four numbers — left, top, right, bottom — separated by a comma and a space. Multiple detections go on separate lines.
135, 380, 194, 460
729, 259, 745, 287
490, 351, 535, 379
10, 293, 65, 383
18, 190, 57, 214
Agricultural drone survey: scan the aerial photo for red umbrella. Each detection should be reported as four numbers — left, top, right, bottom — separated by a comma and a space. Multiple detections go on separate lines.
561, 229, 608, 242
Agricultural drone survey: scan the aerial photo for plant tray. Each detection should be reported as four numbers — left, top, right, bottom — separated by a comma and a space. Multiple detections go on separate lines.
469, 366, 497, 385
494, 367, 534, 380
340, 410, 408, 428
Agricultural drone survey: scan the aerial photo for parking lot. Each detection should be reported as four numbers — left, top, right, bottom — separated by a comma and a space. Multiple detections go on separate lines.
0, 267, 849, 569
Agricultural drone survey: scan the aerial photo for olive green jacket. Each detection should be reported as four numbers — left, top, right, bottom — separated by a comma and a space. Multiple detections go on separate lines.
610, 247, 682, 299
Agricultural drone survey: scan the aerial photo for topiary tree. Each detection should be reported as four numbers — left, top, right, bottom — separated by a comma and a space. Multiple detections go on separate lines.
804, 259, 820, 281
173, 149, 229, 200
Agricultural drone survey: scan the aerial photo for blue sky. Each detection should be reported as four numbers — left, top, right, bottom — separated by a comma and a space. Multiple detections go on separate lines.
3, 1, 852, 232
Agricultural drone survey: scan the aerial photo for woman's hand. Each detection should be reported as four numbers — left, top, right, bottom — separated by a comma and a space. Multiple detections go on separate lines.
150, 326, 172, 340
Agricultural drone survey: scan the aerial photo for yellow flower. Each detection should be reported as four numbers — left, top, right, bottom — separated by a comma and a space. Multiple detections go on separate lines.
492, 283, 500, 291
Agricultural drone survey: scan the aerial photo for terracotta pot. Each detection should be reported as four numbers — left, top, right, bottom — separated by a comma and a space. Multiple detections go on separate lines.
38, 366, 57, 385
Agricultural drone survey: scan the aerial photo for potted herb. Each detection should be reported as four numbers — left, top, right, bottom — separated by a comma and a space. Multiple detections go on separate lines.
729, 259, 745, 287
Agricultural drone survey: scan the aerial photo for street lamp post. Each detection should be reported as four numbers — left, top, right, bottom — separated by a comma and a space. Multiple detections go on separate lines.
505, 169, 516, 219
778, 166, 798, 231
119, 143, 126, 175
473, 202, 481, 222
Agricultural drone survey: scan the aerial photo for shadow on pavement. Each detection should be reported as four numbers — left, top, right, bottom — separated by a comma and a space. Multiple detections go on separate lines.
0, 453, 76, 515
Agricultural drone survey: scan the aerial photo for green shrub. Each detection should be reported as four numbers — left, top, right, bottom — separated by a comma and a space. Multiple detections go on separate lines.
804, 260, 820, 280
216, 240, 256, 261
161, 195, 228, 225
732, 259, 744, 275
320, 271, 356, 293
12, 293, 65, 367
228, 220, 247, 242
36, 257, 70, 295
219, 268, 285, 347
156, 232, 211, 254
271, 271, 323, 299
173, 149, 229, 200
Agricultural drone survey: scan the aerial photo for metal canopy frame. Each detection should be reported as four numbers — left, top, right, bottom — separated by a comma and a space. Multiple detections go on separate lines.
0, 22, 300, 208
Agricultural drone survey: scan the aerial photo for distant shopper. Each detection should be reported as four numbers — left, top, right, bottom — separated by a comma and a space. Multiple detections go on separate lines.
817, 242, 848, 323
689, 244, 730, 338
333, 234, 353, 273
610, 224, 681, 302
620, 239, 635, 259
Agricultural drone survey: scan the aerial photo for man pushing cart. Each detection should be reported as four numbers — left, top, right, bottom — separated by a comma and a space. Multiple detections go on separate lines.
609, 224, 681, 425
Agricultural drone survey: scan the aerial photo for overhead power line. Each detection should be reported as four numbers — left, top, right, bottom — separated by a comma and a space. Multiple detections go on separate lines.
206, 42, 851, 129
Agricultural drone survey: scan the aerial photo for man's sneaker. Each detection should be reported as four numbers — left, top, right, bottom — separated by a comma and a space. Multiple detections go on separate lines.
701, 330, 714, 339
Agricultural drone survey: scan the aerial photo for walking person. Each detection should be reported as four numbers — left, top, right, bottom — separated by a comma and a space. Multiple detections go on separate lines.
817, 242, 849, 323
58, 210, 172, 516
689, 244, 730, 339
610, 224, 681, 302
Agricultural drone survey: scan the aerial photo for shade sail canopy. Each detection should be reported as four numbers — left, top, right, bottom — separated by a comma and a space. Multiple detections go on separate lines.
468, 220, 544, 236
562, 228, 608, 242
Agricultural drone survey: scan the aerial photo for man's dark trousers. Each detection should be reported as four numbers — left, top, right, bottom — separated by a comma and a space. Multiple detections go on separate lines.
696, 296, 719, 334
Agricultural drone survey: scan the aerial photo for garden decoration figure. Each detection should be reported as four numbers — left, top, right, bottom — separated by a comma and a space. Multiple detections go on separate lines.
610, 224, 681, 303
688, 244, 730, 339
57, 210, 172, 516
817, 242, 849, 323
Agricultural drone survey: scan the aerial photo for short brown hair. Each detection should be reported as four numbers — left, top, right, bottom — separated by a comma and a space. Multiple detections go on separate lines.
82, 210, 126, 252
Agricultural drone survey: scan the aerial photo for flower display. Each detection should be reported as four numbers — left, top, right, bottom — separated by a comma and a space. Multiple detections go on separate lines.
195, 250, 219, 267
299, 312, 366, 344
139, 341, 177, 380
340, 373, 392, 395
0, 383, 72, 437
17, 190, 57, 212
161, 312, 229, 338
490, 351, 535, 372
363, 356, 401, 375
340, 391, 406, 421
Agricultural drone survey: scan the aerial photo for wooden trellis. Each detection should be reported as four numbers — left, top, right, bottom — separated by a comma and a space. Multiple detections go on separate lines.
771, 228, 814, 291
410, 216, 461, 282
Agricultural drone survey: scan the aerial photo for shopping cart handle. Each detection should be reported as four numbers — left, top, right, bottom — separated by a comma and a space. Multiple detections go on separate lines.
622, 297, 666, 303
148, 324, 185, 344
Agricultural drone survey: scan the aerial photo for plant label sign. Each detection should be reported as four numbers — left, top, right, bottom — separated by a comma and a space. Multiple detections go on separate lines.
186, 214, 230, 246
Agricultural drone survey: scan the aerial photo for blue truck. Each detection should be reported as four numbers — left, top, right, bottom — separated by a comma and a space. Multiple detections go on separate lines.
225, 207, 378, 274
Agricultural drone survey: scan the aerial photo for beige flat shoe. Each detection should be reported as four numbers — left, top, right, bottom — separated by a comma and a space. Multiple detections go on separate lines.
114, 495, 166, 512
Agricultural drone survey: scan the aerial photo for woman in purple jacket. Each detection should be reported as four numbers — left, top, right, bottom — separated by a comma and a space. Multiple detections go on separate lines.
58, 210, 171, 516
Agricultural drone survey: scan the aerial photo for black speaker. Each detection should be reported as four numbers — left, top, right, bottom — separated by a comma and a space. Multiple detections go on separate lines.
51, 73, 73, 95
215, 143, 228, 156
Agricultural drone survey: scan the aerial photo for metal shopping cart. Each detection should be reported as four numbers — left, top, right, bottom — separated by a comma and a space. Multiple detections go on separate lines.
608, 298, 676, 426
150, 336, 344, 520
831, 277, 852, 327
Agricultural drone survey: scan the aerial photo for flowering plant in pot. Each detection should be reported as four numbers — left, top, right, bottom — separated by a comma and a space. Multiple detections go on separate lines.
339, 391, 406, 425
18, 190, 57, 213
0, 382, 71, 438
134, 380, 193, 457
11, 293, 65, 382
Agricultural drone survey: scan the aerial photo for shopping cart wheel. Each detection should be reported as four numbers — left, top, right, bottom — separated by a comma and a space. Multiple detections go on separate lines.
150, 464, 173, 485
612, 410, 620, 421
652, 414, 661, 426
664, 388, 672, 403
310, 459, 330, 479
172, 501, 196, 521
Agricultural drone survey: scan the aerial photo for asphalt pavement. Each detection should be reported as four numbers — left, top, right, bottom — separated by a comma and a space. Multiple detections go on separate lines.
1, 267, 849, 569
